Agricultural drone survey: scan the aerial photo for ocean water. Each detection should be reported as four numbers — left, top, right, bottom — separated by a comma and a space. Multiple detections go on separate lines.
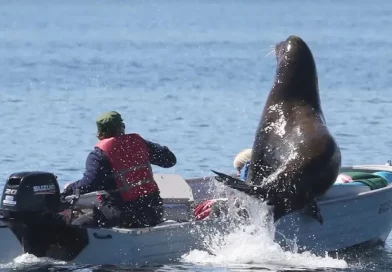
1, 0, 392, 271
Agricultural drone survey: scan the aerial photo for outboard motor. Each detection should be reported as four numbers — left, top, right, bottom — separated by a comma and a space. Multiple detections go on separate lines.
0, 171, 61, 220
0, 171, 88, 261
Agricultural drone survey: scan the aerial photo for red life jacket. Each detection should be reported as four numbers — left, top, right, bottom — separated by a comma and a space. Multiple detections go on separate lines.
95, 133, 159, 203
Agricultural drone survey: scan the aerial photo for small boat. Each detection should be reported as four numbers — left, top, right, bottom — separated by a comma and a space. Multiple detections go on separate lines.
1, 164, 392, 265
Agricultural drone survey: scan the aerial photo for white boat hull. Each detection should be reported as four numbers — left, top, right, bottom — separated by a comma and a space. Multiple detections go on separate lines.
0, 218, 217, 265
1, 165, 392, 265
275, 182, 392, 253
186, 164, 392, 255
69, 221, 206, 265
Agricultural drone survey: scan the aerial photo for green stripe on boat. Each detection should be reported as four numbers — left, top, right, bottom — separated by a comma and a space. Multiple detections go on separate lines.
341, 171, 388, 190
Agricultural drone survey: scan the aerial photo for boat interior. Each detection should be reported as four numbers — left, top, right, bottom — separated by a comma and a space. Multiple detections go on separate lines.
62, 164, 392, 233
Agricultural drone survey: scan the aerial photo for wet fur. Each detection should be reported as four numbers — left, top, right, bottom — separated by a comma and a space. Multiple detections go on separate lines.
213, 36, 341, 224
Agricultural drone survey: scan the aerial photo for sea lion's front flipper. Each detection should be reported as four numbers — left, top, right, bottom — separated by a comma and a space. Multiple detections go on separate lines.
303, 199, 323, 225
211, 170, 266, 197
211, 170, 251, 192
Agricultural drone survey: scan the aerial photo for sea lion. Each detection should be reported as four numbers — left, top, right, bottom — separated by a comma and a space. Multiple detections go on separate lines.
212, 35, 341, 224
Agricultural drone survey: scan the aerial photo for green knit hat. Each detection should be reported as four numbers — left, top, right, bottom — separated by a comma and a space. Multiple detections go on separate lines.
96, 111, 124, 137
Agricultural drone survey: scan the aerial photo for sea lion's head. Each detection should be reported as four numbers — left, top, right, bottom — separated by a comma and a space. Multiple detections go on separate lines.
275, 36, 315, 68
273, 36, 320, 106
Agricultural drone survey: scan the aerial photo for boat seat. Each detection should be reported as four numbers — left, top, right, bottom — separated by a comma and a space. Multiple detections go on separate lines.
67, 174, 194, 222
153, 173, 194, 205
154, 174, 194, 221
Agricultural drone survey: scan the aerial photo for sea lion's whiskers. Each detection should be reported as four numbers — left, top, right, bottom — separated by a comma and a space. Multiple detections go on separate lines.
265, 49, 275, 57
265, 45, 276, 57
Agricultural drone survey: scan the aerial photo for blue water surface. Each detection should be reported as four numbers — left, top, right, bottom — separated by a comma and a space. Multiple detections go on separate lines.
0, 0, 392, 271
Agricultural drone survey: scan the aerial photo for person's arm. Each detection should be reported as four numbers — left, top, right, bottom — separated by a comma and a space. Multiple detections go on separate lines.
143, 139, 177, 168
63, 149, 109, 195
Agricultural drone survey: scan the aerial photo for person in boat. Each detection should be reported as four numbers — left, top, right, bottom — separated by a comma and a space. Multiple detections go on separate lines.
233, 148, 251, 180
62, 111, 177, 228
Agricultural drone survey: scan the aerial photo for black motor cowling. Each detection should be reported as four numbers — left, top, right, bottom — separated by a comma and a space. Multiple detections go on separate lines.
0, 171, 89, 261
0, 171, 61, 220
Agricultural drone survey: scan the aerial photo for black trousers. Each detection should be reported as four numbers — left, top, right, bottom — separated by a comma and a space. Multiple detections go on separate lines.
71, 192, 164, 228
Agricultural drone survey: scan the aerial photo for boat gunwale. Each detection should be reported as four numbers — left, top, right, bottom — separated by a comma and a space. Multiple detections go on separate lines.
3, 165, 392, 235
184, 164, 392, 206
56, 164, 392, 236
184, 164, 392, 183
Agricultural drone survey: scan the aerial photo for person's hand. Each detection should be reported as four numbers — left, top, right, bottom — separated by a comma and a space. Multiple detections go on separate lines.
194, 199, 217, 220
194, 198, 228, 220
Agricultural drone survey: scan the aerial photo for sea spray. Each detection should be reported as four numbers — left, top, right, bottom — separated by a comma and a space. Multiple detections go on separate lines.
0, 253, 66, 270
183, 185, 348, 270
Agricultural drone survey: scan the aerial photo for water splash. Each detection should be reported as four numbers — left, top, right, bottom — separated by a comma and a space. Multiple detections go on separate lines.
262, 140, 299, 187
264, 103, 287, 137
0, 253, 66, 270
182, 191, 348, 271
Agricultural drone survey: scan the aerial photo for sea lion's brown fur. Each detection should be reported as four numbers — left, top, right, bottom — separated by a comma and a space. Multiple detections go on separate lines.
213, 36, 341, 224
